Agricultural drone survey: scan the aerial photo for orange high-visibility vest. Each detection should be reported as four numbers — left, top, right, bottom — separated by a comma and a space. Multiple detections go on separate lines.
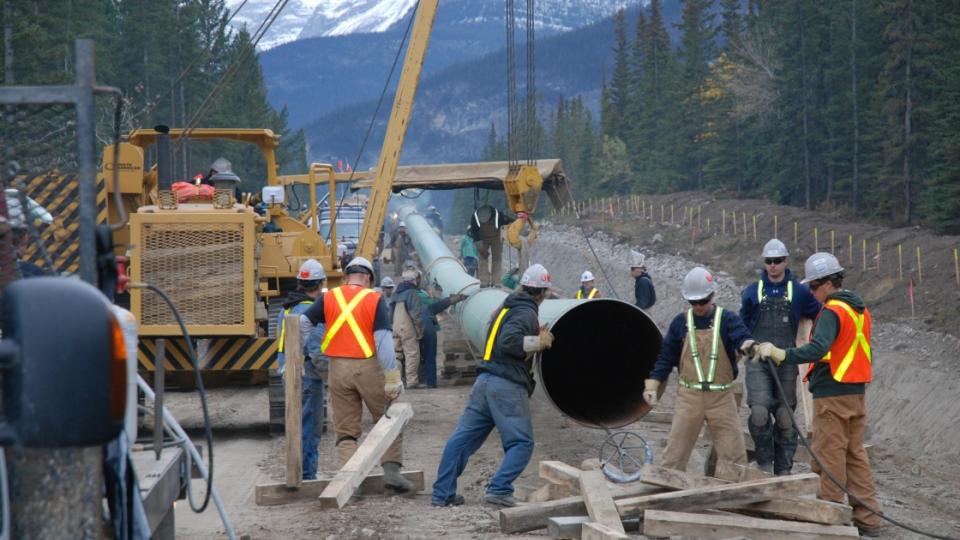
805, 299, 872, 383
320, 285, 381, 359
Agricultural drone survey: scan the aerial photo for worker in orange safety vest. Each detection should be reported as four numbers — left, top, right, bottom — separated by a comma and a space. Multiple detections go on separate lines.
300, 256, 414, 493
756, 252, 882, 537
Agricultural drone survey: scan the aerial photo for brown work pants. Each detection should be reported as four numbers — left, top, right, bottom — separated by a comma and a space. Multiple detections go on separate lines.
661, 387, 747, 481
811, 394, 882, 530
392, 304, 421, 385
328, 356, 402, 465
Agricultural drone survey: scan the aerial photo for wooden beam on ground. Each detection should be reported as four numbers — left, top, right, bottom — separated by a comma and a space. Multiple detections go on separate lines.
547, 516, 641, 539
526, 482, 574, 503
580, 458, 601, 471
499, 482, 663, 534
581, 522, 629, 540
578, 470, 626, 535
540, 460, 584, 488
615, 473, 819, 518
254, 471, 424, 506
643, 509, 859, 539
733, 497, 853, 526
640, 464, 727, 490
318, 402, 414, 509
283, 314, 303, 488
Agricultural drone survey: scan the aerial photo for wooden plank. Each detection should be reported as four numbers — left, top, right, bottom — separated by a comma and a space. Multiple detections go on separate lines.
499, 482, 663, 534
547, 516, 641, 539
283, 314, 303, 488
578, 470, 626, 535
581, 522, 629, 540
580, 458, 601, 471
734, 497, 853, 526
526, 482, 574, 503
643, 509, 860, 539
254, 471, 425, 506
640, 464, 728, 490
540, 460, 584, 488
615, 473, 820, 518
318, 402, 414, 509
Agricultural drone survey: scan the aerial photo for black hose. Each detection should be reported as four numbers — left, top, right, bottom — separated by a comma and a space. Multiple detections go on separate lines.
763, 358, 957, 539
139, 283, 214, 513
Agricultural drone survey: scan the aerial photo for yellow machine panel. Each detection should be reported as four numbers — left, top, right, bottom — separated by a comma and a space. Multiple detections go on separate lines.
129, 206, 258, 336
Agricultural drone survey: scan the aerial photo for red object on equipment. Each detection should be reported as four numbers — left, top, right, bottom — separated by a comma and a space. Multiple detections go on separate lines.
172, 181, 215, 202
115, 256, 130, 293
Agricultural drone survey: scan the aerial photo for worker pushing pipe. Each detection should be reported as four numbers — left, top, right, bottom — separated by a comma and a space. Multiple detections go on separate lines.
396, 206, 662, 427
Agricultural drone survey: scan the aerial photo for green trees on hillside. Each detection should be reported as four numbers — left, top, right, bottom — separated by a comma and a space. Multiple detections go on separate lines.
1, 0, 306, 190
480, 0, 960, 234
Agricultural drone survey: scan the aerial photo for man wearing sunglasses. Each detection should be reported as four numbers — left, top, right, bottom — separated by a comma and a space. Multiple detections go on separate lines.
756, 253, 882, 536
643, 267, 755, 480
740, 239, 822, 475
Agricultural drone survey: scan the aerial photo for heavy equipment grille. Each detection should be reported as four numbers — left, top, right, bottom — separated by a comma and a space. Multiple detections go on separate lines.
140, 222, 245, 327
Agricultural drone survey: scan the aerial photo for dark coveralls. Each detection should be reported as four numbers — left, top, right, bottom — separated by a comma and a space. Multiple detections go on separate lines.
740, 269, 821, 474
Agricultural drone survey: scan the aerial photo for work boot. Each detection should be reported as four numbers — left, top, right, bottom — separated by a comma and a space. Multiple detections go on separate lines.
336, 440, 358, 468
484, 493, 521, 507
431, 494, 465, 507
382, 461, 415, 494
757, 461, 774, 475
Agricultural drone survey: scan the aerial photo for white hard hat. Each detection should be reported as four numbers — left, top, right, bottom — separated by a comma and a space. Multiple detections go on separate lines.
297, 259, 326, 281
380, 276, 395, 288
519, 263, 552, 288
630, 249, 646, 268
762, 238, 789, 258
428, 205, 436, 211
398, 221, 406, 228
802, 252, 844, 284
681, 267, 717, 301
344, 256, 374, 275
580, 270, 595, 282
401, 269, 418, 282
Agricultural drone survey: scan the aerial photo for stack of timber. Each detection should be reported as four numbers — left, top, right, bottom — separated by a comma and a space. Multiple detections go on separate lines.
499, 460, 858, 539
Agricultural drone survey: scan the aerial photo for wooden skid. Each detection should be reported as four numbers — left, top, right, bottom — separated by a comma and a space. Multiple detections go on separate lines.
284, 314, 303, 488
254, 471, 425, 506
581, 522, 629, 540
643, 509, 859, 539
615, 473, 820, 518
578, 470, 626, 535
547, 516, 641, 540
499, 483, 663, 534
318, 402, 413, 509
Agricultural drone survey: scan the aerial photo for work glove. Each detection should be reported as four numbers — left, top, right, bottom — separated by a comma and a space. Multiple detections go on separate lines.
384, 368, 404, 400
739, 339, 758, 360
450, 293, 467, 304
643, 379, 661, 407
538, 326, 555, 350
758, 342, 786, 365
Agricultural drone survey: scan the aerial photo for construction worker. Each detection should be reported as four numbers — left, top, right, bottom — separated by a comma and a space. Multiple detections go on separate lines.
643, 267, 755, 480
630, 250, 656, 309
4, 188, 51, 278
299, 256, 414, 493
432, 264, 554, 508
460, 226, 479, 277
576, 270, 601, 299
426, 204, 443, 233
415, 286, 467, 389
388, 222, 414, 277
740, 239, 821, 475
756, 252, 882, 536
392, 269, 425, 387
470, 204, 513, 286
277, 259, 328, 480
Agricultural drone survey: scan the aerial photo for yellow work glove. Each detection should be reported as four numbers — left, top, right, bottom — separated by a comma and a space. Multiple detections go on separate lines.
539, 327, 555, 350
758, 342, 786, 365
643, 379, 661, 406
384, 368, 404, 400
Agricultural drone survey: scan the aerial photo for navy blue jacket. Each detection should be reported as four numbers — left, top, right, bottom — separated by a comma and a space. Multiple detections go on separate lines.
739, 269, 821, 334
477, 292, 540, 395
650, 307, 752, 382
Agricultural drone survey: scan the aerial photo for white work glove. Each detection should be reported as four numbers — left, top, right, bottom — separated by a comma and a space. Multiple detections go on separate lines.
384, 368, 404, 399
643, 379, 661, 407
758, 342, 786, 365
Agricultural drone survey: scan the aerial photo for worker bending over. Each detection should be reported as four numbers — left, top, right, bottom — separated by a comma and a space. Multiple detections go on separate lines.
300, 256, 414, 493
740, 239, 821, 475
576, 271, 601, 299
644, 267, 755, 480
277, 259, 328, 480
756, 252, 882, 537
431, 264, 554, 508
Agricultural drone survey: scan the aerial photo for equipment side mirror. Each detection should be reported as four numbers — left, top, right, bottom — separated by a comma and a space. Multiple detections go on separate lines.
1, 277, 126, 447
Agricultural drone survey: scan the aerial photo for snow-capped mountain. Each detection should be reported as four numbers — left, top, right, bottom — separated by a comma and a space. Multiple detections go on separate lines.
227, 0, 639, 49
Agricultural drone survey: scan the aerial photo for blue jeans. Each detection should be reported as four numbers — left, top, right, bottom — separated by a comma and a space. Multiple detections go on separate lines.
432, 373, 534, 504
419, 326, 438, 388
302, 377, 325, 479
746, 361, 798, 474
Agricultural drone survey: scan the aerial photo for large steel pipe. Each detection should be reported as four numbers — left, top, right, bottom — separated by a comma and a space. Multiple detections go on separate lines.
397, 207, 662, 428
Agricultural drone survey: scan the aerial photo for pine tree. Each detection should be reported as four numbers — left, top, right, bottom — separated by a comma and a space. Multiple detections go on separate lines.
676, 0, 717, 191
604, 9, 631, 142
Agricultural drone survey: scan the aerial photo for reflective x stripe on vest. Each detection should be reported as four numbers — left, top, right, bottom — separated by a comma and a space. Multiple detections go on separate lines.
321, 287, 375, 358
576, 288, 598, 299
821, 299, 872, 382
278, 300, 314, 353
757, 279, 793, 302
483, 308, 510, 361
679, 307, 731, 391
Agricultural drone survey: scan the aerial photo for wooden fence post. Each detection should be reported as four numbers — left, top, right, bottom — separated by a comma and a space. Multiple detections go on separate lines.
283, 314, 303, 488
